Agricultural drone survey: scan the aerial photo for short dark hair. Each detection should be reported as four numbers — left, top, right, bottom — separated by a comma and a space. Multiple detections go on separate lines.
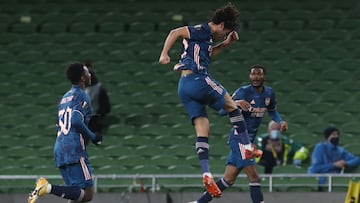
324, 126, 339, 139
66, 62, 85, 84
210, 2, 240, 31
251, 64, 266, 74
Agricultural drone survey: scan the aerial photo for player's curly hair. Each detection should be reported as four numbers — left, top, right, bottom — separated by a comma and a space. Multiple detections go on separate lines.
66, 62, 85, 84
210, 2, 240, 31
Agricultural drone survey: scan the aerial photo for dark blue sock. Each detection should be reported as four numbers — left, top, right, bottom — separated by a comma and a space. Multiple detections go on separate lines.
229, 109, 250, 145
197, 178, 230, 203
250, 183, 264, 203
50, 185, 82, 201
196, 137, 210, 173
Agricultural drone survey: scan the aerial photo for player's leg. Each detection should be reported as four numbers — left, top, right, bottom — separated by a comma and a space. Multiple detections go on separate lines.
29, 159, 95, 203
243, 165, 264, 203
222, 93, 262, 159
194, 165, 240, 203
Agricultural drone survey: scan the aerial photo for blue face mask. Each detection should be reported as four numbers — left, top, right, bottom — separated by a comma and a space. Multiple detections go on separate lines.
270, 130, 281, 139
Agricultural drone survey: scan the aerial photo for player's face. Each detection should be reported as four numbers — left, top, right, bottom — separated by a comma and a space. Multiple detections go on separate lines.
213, 23, 231, 41
83, 66, 91, 86
249, 68, 265, 87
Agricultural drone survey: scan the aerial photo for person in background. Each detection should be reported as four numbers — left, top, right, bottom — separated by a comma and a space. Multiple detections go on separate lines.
254, 120, 309, 174
84, 62, 111, 133
308, 126, 360, 191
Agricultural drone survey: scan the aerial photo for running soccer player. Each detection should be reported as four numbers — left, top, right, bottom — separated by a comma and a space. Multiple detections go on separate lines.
159, 3, 262, 198
190, 65, 288, 203
28, 62, 102, 203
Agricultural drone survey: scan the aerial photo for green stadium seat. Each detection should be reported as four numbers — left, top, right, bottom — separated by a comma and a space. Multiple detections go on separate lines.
72, 12, 100, 23
36, 42, 62, 53
286, 9, 314, 21
98, 22, 124, 34
46, 49, 75, 63
0, 33, 20, 45
0, 51, 15, 63
237, 30, 259, 43
78, 50, 105, 62
6, 42, 32, 54
81, 32, 109, 44
340, 39, 360, 50
315, 9, 344, 21
322, 111, 352, 126
289, 47, 318, 61
278, 20, 305, 31
41, 12, 72, 24
40, 22, 68, 34
276, 39, 304, 51
248, 20, 274, 31
69, 22, 95, 33
10, 22, 37, 33
261, 29, 288, 42
253, 10, 284, 21
128, 22, 155, 33
307, 19, 335, 30
51, 33, 81, 44
98, 12, 129, 23
306, 39, 332, 51
22, 33, 51, 45
336, 19, 360, 31
321, 30, 349, 41
320, 47, 348, 60
288, 68, 315, 82
291, 30, 319, 42
17, 50, 43, 63
259, 47, 287, 61
320, 90, 352, 104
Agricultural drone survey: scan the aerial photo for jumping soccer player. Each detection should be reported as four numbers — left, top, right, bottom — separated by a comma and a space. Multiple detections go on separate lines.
190, 65, 288, 203
28, 62, 102, 203
159, 3, 262, 198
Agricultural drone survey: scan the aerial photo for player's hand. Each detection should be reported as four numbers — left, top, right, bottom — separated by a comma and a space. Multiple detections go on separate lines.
92, 133, 102, 145
279, 121, 288, 132
226, 31, 239, 44
333, 160, 346, 168
235, 100, 251, 111
159, 54, 170, 64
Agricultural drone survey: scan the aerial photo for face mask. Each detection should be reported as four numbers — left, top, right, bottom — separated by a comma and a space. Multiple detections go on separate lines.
330, 137, 339, 146
270, 130, 281, 139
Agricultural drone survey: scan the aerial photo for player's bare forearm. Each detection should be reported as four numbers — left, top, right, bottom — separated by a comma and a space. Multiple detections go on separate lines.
159, 26, 190, 64
211, 31, 238, 57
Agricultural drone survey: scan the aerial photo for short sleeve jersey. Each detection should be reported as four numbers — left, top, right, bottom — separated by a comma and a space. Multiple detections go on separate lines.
232, 85, 277, 135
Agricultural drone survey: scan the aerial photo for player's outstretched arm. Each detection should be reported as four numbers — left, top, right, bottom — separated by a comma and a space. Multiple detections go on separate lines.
159, 26, 190, 65
211, 31, 239, 57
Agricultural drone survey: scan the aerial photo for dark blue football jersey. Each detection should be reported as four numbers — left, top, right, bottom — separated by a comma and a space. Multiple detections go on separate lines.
174, 23, 212, 75
232, 85, 282, 137
54, 85, 93, 167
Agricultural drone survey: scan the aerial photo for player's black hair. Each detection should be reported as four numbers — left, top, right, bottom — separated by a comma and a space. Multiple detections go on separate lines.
210, 2, 240, 31
324, 126, 339, 139
251, 64, 266, 74
66, 62, 85, 84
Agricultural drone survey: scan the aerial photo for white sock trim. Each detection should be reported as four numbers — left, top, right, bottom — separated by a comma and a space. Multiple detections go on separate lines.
46, 184, 52, 193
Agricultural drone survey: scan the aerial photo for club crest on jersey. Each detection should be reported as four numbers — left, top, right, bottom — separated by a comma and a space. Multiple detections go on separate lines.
265, 97, 270, 106
81, 101, 88, 108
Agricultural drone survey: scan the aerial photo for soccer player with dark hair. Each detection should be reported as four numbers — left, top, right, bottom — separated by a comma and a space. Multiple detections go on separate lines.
28, 62, 102, 203
190, 65, 288, 203
159, 3, 262, 198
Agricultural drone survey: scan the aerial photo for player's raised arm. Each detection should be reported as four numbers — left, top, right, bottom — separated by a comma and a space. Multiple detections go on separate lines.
211, 30, 239, 57
159, 26, 190, 65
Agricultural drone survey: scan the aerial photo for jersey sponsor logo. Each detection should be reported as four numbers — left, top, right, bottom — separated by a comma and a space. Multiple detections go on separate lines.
265, 97, 270, 106
60, 96, 73, 104
249, 107, 267, 118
